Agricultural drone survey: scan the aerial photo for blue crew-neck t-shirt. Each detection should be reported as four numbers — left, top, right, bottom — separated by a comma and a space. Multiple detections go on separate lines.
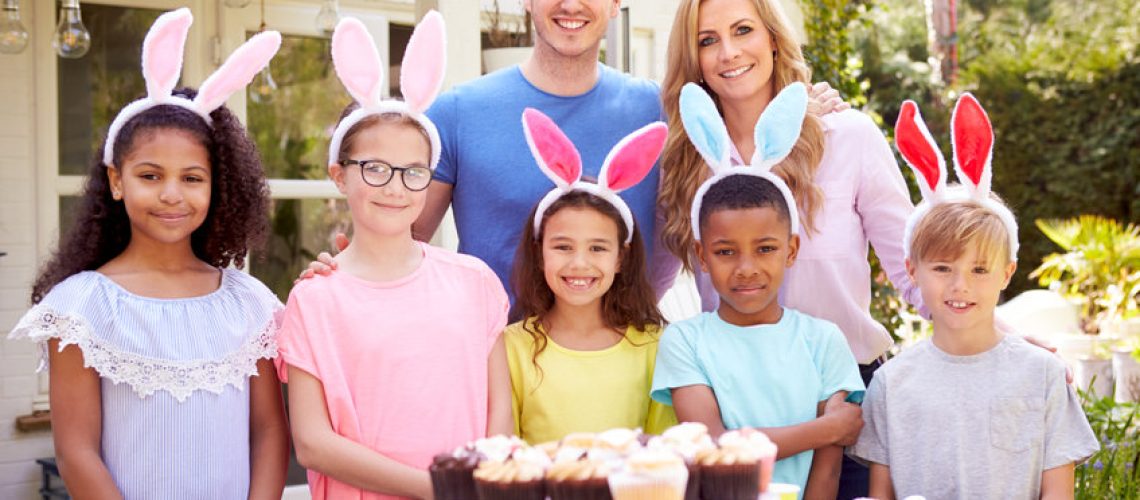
651, 308, 866, 491
427, 64, 663, 296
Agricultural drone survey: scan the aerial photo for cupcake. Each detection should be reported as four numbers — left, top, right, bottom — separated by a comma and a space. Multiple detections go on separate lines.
546, 458, 613, 500
556, 433, 598, 463
648, 423, 716, 500
720, 428, 777, 493
695, 429, 765, 500
432, 435, 526, 500
473, 447, 550, 500
607, 449, 688, 500
429, 449, 482, 500
588, 428, 643, 465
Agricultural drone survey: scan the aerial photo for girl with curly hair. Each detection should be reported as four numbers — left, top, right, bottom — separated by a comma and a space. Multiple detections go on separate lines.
9, 10, 288, 499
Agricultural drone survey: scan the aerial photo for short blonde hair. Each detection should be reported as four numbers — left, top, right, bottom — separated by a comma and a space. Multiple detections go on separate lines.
909, 199, 1013, 266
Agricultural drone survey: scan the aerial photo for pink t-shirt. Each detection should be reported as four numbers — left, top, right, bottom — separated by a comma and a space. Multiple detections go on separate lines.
276, 242, 509, 500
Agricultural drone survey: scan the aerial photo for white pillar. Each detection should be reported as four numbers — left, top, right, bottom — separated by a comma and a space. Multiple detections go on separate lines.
415, 0, 482, 91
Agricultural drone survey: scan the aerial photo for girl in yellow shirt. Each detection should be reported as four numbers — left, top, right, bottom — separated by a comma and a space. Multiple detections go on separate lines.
504, 109, 677, 444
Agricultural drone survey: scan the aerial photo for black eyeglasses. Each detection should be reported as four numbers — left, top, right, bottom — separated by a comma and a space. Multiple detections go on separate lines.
339, 159, 432, 191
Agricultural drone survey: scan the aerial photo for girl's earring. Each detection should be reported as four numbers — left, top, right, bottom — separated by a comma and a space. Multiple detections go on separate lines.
112, 190, 121, 200
773, 49, 778, 59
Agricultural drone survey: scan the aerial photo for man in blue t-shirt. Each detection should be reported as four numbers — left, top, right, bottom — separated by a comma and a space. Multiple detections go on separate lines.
412, 0, 667, 300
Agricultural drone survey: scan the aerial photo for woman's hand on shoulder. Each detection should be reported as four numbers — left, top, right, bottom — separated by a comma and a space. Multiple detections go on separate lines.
295, 233, 350, 282
808, 82, 851, 117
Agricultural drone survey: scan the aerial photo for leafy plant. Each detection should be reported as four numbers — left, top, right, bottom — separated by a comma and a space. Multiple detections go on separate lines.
800, 0, 872, 107
1031, 216, 1140, 332
1076, 389, 1140, 499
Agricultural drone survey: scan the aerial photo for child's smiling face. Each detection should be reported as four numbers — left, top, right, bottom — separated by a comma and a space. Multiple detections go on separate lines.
108, 127, 212, 248
907, 245, 1015, 339
541, 206, 623, 311
330, 121, 431, 237
696, 205, 798, 326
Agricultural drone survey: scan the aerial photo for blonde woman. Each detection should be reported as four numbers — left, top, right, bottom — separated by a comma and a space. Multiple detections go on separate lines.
656, 0, 920, 496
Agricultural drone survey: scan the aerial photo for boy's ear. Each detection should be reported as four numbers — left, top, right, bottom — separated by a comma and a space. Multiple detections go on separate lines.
905, 258, 917, 281
328, 163, 348, 193
785, 234, 800, 267
694, 240, 710, 273
1000, 261, 1017, 289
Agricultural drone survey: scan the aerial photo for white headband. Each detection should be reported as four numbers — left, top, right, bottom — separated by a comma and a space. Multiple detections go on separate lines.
895, 93, 1019, 262
327, 12, 446, 169
521, 108, 666, 244
681, 82, 808, 241
102, 8, 280, 166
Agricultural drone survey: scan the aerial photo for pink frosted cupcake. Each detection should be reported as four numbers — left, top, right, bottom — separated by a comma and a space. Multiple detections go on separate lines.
607, 449, 688, 500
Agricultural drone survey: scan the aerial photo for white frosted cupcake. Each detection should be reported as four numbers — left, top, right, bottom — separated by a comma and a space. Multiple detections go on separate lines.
607, 449, 688, 500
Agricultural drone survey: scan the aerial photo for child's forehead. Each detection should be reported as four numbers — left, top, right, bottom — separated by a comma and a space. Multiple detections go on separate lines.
703, 206, 790, 237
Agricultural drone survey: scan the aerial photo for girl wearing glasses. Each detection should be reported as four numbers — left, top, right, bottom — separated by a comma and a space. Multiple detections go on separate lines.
274, 15, 511, 500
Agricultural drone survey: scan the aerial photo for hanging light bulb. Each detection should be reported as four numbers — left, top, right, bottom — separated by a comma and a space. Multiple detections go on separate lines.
249, 64, 276, 104
52, 0, 91, 59
223, 0, 252, 7
316, 0, 340, 36
0, 0, 29, 54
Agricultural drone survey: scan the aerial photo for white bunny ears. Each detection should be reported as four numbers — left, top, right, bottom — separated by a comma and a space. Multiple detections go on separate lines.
682, 82, 808, 241
896, 93, 1019, 262
522, 108, 666, 244
327, 11, 446, 169
102, 8, 281, 167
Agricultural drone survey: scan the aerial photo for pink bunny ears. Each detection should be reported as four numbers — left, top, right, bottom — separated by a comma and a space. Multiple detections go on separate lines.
896, 93, 1019, 261
327, 11, 446, 169
102, 8, 281, 166
522, 108, 666, 244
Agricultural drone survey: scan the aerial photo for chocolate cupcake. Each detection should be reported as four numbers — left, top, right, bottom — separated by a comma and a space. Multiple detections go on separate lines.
546, 458, 613, 500
473, 460, 545, 500
695, 429, 767, 500
430, 450, 482, 500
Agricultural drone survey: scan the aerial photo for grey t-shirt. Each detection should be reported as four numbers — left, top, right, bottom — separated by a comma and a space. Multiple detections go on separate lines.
851, 335, 1098, 499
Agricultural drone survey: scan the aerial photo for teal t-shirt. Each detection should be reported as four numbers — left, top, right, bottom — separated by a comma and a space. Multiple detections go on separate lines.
651, 308, 865, 490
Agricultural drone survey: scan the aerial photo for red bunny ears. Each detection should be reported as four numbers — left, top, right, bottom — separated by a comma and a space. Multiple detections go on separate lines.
522, 108, 666, 243
896, 93, 1018, 262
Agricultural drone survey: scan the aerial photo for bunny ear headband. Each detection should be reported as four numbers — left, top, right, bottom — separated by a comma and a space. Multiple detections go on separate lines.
102, 8, 281, 167
522, 108, 666, 244
896, 93, 1019, 262
682, 82, 808, 241
328, 11, 446, 169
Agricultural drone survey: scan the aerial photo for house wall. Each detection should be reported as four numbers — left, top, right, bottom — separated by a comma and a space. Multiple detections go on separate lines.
0, 0, 55, 495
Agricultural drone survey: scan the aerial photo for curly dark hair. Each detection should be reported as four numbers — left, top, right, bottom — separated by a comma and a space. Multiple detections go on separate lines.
509, 189, 665, 376
31, 87, 271, 304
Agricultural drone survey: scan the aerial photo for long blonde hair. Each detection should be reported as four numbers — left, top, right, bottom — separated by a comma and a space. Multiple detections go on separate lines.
659, 0, 826, 272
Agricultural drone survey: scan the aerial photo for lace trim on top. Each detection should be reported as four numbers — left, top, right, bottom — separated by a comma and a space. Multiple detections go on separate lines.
11, 305, 278, 403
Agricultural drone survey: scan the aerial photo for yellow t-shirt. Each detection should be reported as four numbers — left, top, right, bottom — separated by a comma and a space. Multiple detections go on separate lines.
505, 318, 678, 444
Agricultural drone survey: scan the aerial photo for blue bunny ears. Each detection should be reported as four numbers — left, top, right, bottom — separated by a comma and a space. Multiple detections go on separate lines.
682, 82, 808, 240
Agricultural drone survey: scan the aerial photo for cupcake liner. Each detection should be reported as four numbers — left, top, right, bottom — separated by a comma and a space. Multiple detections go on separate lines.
429, 455, 480, 500
474, 478, 546, 500
698, 461, 760, 500
547, 477, 613, 500
607, 469, 687, 500
683, 461, 700, 500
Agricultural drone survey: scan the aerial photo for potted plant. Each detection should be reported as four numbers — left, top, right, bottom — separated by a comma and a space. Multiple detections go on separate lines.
1032, 215, 1140, 402
482, 0, 533, 73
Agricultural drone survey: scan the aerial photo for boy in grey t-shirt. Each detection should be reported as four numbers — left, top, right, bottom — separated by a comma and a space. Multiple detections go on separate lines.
851, 96, 1098, 499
